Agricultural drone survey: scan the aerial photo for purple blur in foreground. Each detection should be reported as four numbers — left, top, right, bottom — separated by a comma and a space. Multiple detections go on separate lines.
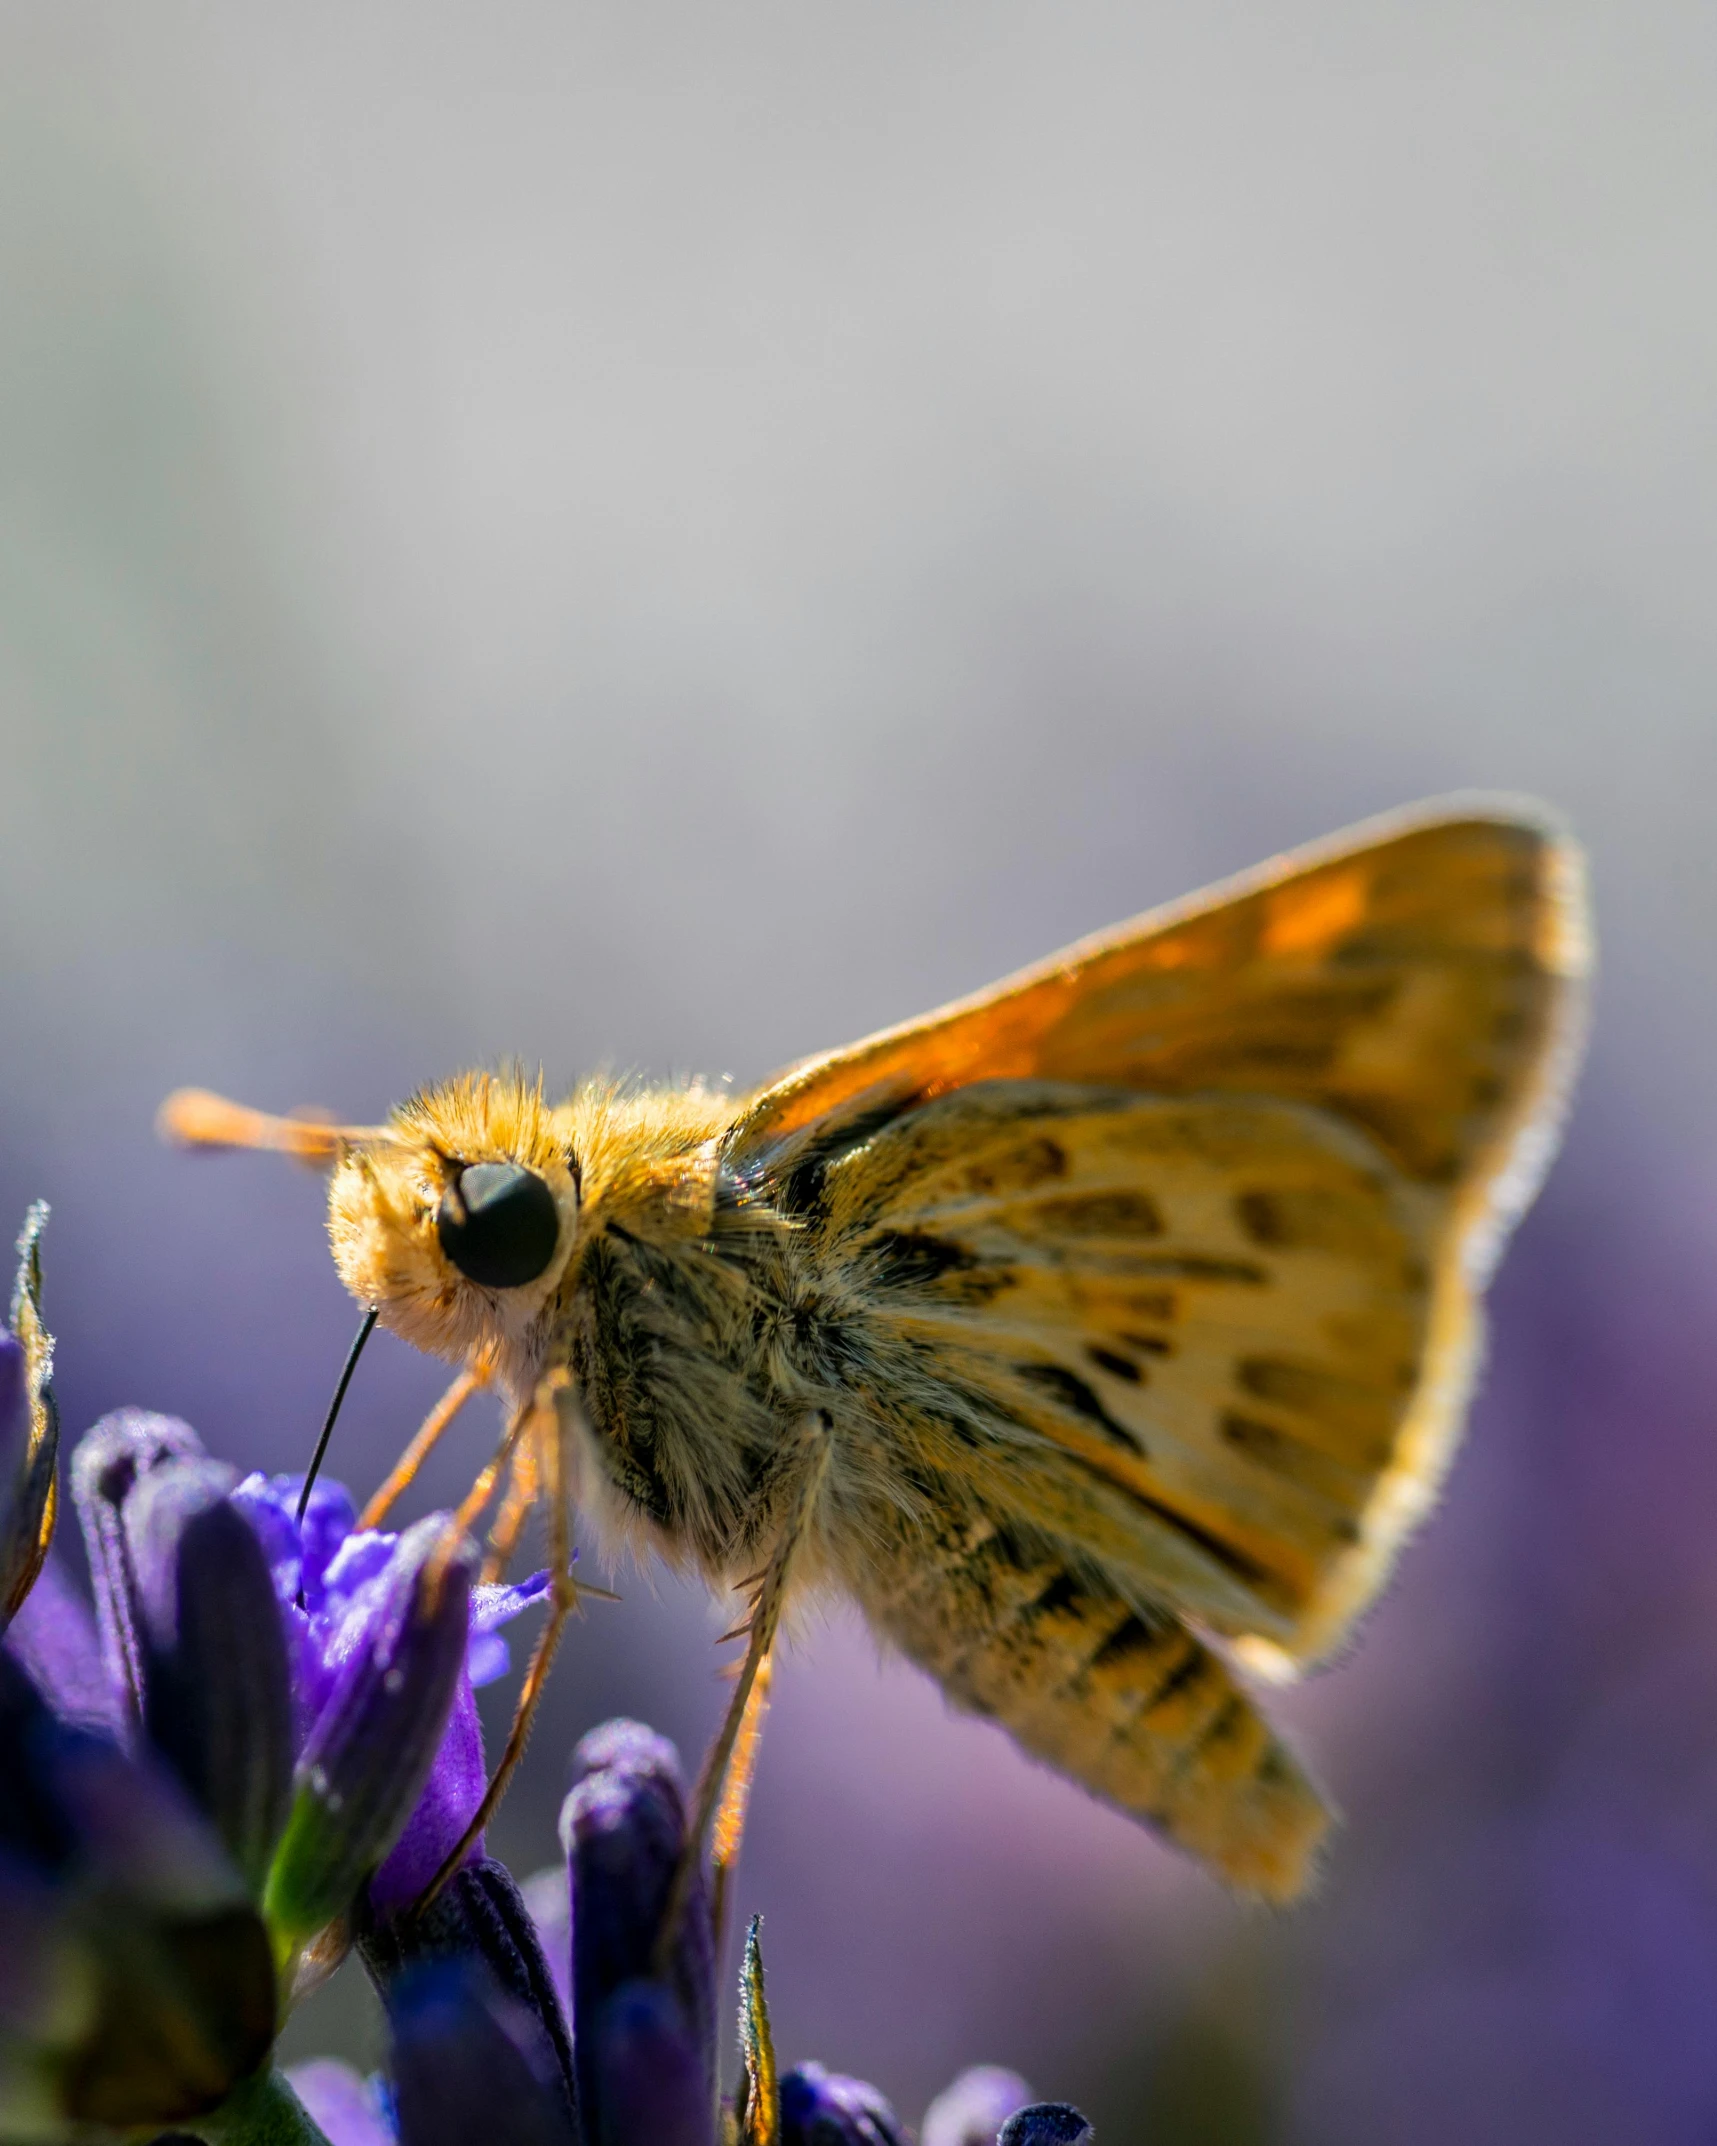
921, 2068, 1035, 2146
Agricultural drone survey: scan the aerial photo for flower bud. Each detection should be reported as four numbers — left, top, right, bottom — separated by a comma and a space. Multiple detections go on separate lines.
0, 1205, 58, 1632
997, 2106, 1094, 2145
360, 1855, 577, 2136
263, 1516, 475, 1955
560, 1720, 716, 2134
780, 2061, 908, 2146
387, 1957, 579, 2146
72, 1408, 204, 1722
921, 2067, 1034, 2146
589, 1978, 711, 2146
126, 1458, 295, 1890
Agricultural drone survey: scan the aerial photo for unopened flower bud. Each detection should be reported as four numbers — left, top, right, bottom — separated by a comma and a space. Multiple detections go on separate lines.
560, 1720, 715, 2134
126, 1458, 295, 1890
590, 1978, 711, 2146
387, 1957, 578, 2146
73, 1408, 204, 1721
360, 1855, 577, 2136
780, 2061, 908, 2146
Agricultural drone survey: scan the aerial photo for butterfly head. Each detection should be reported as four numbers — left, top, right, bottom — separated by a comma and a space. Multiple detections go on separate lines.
158, 1071, 579, 1382
324, 1070, 579, 1374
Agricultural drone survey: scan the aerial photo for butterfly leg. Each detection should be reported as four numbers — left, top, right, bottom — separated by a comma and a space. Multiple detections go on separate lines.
481, 1428, 541, 1585
359, 1361, 490, 1531
709, 1651, 774, 1958
418, 1375, 584, 1913
652, 1411, 831, 1973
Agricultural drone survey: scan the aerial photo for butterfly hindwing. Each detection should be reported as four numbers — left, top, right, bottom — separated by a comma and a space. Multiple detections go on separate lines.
803, 1081, 1458, 1666
855, 1498, 1331, 1902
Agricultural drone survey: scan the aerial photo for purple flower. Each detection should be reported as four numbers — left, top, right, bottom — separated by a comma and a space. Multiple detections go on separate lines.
780, 2061, 908, 2145
263, 1510, 479, 1956
230, 1470, 548, 1921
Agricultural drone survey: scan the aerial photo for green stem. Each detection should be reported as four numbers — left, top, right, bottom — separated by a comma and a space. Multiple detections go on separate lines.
185, 2064, 337, 2146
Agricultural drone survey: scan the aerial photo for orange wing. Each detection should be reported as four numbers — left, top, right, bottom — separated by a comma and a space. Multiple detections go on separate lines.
731, 798, 1589, 1288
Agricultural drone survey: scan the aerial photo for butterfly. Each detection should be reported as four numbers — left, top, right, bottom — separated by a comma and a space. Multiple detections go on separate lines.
162, 798, 1589, 1905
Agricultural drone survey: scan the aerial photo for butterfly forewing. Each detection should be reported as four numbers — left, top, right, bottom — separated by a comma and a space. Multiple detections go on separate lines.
735, 806, 1586, 1231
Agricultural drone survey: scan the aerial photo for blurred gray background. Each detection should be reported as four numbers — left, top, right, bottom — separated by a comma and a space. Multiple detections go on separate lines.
2, 5, 1715, 2139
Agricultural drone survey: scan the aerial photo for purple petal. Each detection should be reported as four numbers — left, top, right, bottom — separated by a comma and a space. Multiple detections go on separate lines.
922, 2068, 1034, 2146
323, 1528, 401, 1606
367, 1676, 486, 1918
466, 1571, 550, 1688
471, 1571, 551, 1634
231, 1473, 358, 1615
465, 1633, 510, 1688
3, 1557, 122, 1738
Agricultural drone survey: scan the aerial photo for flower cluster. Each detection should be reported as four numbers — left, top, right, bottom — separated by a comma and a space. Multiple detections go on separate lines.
301, 1717, 1093, 2146
0, 1209, 1093, 2143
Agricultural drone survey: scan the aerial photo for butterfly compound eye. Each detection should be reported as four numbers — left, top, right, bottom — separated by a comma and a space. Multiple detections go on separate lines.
436, 1162, 561, 1289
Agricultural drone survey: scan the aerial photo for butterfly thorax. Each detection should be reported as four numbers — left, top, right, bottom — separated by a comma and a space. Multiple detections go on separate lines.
548, 1078, 898, 1581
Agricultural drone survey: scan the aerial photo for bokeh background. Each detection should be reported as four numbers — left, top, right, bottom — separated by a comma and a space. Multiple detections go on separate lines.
2, 4, 1715, 2138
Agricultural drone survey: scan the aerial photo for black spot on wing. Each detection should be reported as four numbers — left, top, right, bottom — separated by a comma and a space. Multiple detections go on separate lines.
963, 1136, 1069, 1195
1031, 1568, 1086, 1618
867, 1229, 977, 1290
1031, 1191, 1165, 1237
1087, 1610, 1169, 1670
1087, 1344, 1144, 1384
1014, 1361, 1145, 1453
1060, 1452, 1275, 1593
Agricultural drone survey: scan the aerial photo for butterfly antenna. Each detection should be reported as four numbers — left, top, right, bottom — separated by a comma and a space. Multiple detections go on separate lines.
157, 1087, 398, 1165
297, 1306, 380, 1533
